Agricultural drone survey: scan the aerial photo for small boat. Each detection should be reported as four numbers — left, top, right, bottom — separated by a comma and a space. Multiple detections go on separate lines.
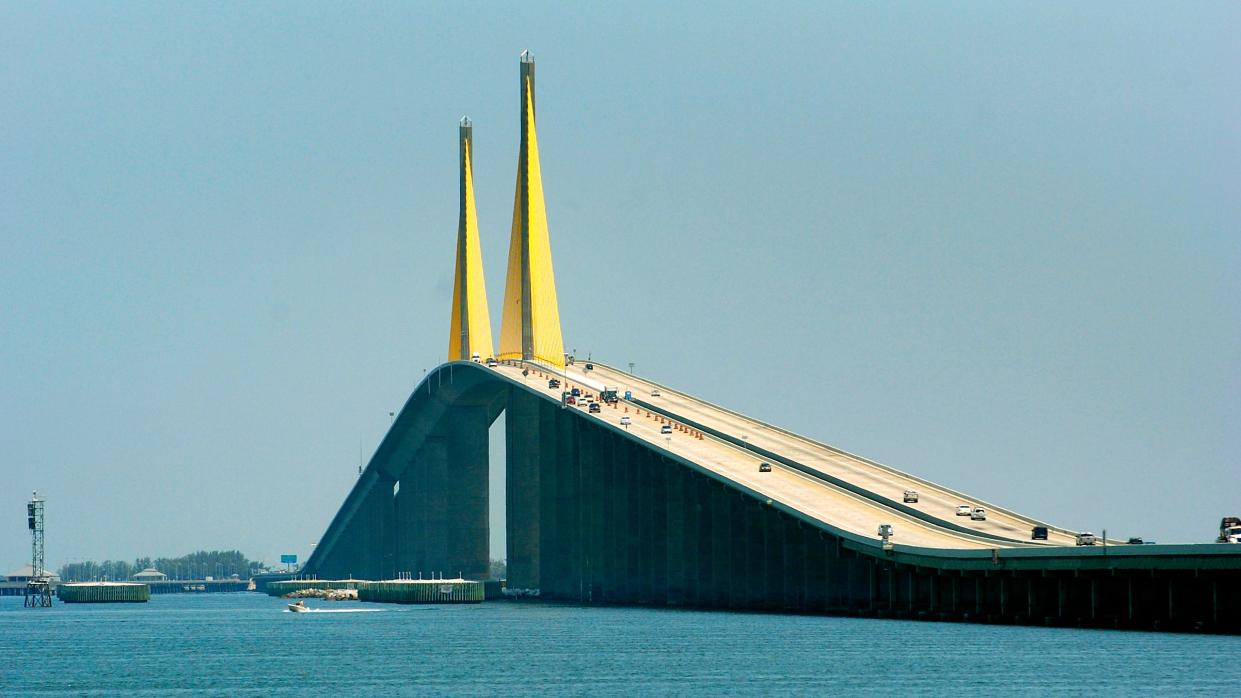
288, 600, 310, 612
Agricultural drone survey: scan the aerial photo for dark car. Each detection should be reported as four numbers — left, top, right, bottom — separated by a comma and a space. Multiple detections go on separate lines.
758, 463, 772, 473
1031, 526, 1049, 541
571, 387, 581, 397
548, 378, 560, 389
585, 363, 594, 371
588, 402, 601, 414
1126, 537, 1145, 545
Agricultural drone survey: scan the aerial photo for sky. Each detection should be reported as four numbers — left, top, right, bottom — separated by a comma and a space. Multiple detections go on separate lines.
2, 2, 1238, 571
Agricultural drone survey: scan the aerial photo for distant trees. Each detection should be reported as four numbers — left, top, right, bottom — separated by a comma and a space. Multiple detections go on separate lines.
59, 550, 265, 581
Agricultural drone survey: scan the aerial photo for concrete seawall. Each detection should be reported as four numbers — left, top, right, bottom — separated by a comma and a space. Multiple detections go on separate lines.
359, 579, 483, 604
59, 582, 150, 603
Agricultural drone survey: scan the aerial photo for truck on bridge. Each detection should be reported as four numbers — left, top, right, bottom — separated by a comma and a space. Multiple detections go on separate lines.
1219, 517, 1241, 544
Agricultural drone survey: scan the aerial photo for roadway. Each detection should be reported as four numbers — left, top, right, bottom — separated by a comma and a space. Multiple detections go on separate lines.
583, 361, 1082, 546
490, 361, 1074, 550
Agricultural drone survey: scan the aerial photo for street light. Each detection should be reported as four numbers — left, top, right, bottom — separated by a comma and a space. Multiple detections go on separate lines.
628, 362, 635, 375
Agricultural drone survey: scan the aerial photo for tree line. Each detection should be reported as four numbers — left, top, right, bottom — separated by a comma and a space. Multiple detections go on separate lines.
58, 550, 266, 581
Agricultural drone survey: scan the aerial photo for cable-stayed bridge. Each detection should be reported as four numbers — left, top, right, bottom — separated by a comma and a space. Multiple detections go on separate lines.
303, 52, 1241, 633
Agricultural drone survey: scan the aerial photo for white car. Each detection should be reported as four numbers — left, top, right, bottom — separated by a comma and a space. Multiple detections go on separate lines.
620, 416, 631, 427
970, 507, 987, 521
1076, 532, 1097, 546
660, 424, 672, 435
955, 505, 972, 516
903, 490, 919, 504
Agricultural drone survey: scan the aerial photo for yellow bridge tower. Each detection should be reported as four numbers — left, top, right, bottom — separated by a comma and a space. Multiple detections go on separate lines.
498, 50, 565, 368
448, 116, 495, 362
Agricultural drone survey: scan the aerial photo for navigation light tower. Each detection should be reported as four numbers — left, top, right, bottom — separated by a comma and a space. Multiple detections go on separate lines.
24, 491, 52, 607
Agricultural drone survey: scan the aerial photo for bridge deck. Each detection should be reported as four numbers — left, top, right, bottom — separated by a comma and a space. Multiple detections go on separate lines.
589, 362, 1082, 546
493, 361, 1062, 550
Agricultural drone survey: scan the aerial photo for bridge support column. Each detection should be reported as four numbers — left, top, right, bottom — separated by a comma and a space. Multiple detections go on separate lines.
664, 457, 686, 605
724, 492, 740, 608
651, 455, 669, 605
417, 436, 449, 576
506, 390, 542, 592
804, 531, 827, 611
357, 474, 396, 580
824, 538, 844, 611
395, 457, 418, 576
614, 439, 635, 602
1090, 576, 1098, 622
580, 426, 603, 602
319, 472, 396, 580
677, 469, 697, 605
635, 450, 653, 604
693, 475, 713, 606
600, 430, 618, 602
1212, 578, 1219, 626
540, 402, 576, 599
446, 406, 490, 579
625, 449, 644, 603
1167, 574, 1176, 624
762, 505, 783, 611
711, 483, 732, 607
782, 518, 804, 610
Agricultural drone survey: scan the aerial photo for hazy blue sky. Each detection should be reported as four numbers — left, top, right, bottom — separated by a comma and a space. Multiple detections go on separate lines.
3, 2, 1238, 570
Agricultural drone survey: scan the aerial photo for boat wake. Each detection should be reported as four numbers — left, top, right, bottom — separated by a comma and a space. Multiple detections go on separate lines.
283, 608, 386, 613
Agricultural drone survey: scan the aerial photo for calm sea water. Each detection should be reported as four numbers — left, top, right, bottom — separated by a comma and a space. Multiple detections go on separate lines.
1, 593, 1238, 695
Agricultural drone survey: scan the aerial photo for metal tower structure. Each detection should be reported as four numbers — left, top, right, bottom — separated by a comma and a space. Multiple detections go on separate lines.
24, 491, 52, 607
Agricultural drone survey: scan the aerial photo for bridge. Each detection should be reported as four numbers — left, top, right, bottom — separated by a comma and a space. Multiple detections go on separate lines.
303, 52, 1241, 633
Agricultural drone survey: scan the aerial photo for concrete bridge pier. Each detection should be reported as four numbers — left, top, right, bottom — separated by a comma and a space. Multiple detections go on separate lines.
446, 406, 491, 579
309, 398, 493, 582
506, 390, 544, 592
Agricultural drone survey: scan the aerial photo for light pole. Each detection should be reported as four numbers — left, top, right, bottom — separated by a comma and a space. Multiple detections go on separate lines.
628, 362, 635, 375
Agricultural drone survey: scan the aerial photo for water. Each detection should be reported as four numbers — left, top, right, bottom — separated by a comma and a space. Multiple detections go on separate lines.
2, 594, 1238, 695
